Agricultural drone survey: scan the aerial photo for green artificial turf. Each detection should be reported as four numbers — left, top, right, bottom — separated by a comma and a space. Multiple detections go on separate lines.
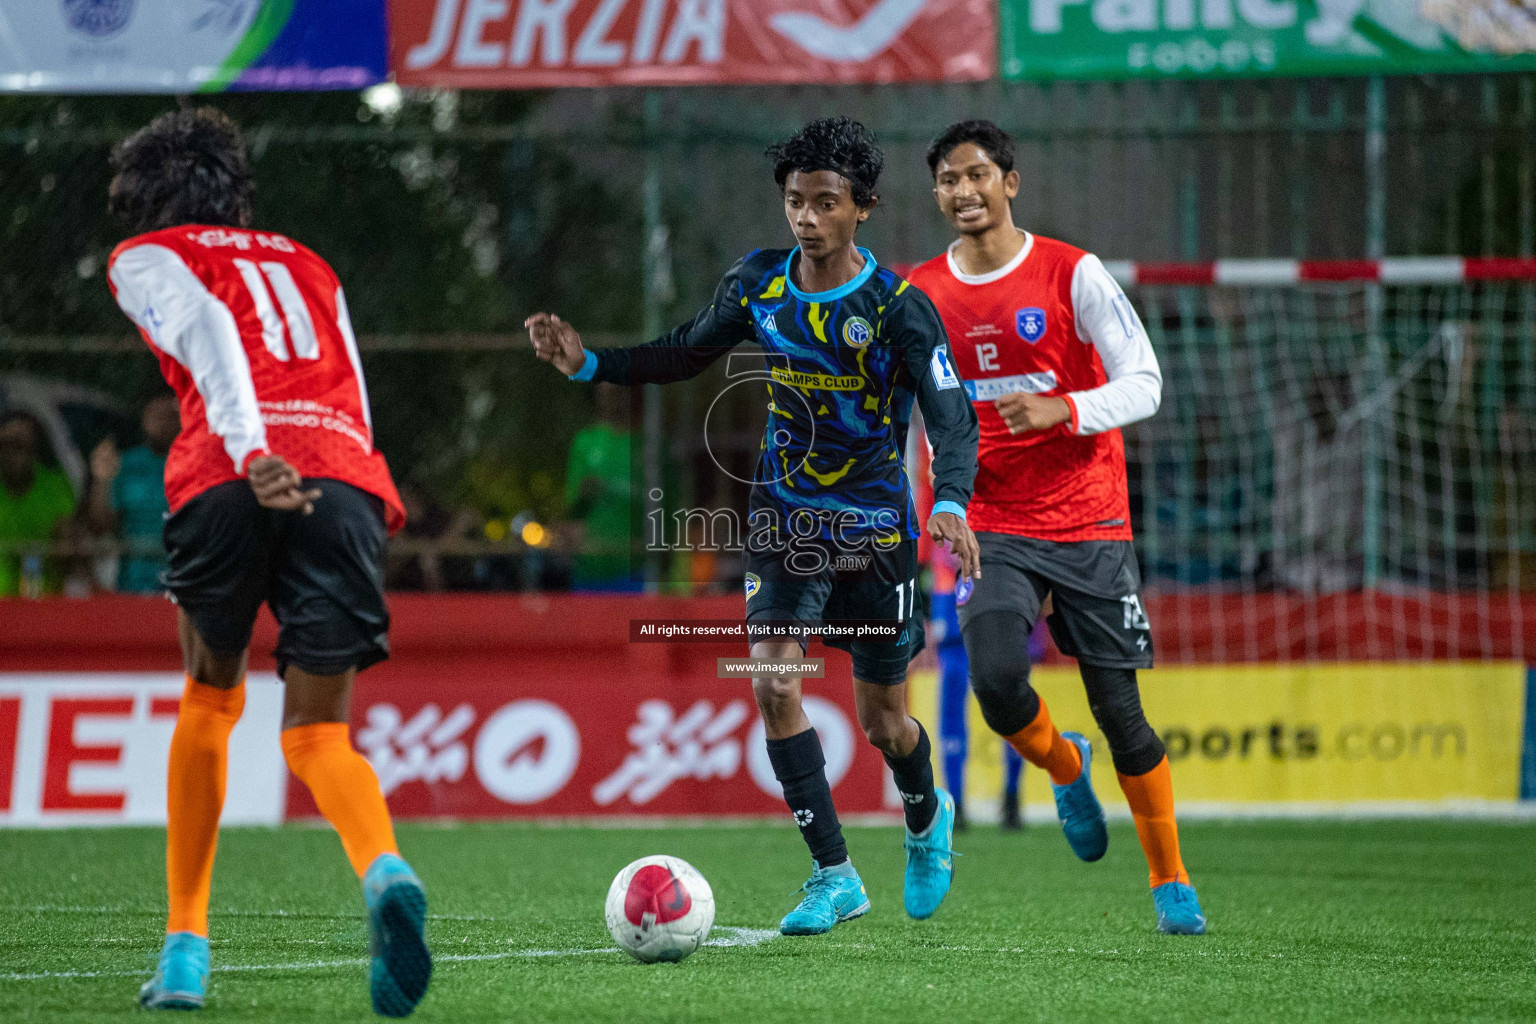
1, 819, 1533, 1023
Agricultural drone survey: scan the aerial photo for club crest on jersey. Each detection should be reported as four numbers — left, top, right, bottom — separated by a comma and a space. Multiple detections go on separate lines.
842, 316, 873, 349
1016, 307, 1047, 343
744, 573, 761, 600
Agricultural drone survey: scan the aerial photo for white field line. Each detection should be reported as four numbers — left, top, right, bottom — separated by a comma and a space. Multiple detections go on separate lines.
0, 926, 778, 983
4, 905, 502, 921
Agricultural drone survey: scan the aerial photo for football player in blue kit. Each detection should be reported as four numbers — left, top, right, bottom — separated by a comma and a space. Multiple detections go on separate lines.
527, 117, 979, 934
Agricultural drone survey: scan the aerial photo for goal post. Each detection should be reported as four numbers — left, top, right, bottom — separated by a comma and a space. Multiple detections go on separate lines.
1110, 258, 1536, 663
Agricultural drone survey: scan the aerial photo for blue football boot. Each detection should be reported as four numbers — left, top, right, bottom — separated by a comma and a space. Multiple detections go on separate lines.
1152, 880, 1207, 935
1052, 732, 1108, 862
903, 788, 957, 920
363, 854, 432, 1017
779, 860, 871, 935
138, 931, 208, 1010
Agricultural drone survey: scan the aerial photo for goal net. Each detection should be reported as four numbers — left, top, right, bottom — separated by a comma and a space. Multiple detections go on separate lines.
1114, 258, 1536, 663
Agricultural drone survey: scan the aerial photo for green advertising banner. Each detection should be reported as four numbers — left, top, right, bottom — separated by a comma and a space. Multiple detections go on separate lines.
1001, 0, 1536, 79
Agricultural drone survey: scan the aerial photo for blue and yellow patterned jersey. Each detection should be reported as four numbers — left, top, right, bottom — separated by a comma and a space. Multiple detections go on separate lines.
579, 247, 977, 541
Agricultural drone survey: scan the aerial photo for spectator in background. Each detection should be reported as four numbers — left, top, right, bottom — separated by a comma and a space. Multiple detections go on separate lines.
0, 410, 76, 598
386, 479, 477, 591
86, 394, 178, 593
564, 382, 642, 591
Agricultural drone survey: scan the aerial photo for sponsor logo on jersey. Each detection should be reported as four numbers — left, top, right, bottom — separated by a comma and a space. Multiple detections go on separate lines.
63, 0, 135, 38
1016, 307, 1048, 343
954, 575, 974, 606
842, 316, 873, 349
929, 348, 961, 390
744, 573, 761, 600
769, 367, 864, 390
962, 372, 1058, 402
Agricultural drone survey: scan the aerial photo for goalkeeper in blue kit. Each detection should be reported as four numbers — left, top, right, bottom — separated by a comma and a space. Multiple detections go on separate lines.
528, 118, 979, 933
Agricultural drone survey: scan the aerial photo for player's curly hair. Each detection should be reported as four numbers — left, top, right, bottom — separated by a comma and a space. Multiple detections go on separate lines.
767, 116, 884, 209
109, 107, 254, 234
927, 120, 1016, 178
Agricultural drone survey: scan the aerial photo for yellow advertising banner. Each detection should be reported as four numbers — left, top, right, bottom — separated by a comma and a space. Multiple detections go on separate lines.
909, 663, 1529, 814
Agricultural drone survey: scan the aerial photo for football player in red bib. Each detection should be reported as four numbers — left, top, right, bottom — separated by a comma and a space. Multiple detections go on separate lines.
107, 109, 430, 1013
907, 120, 1206, 935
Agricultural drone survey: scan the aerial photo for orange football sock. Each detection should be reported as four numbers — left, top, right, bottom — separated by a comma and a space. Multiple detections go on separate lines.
1117, 756, 1190, 887
1004, 697, 1082, 786
280, 722, 398, 877
165, 677, 246, 937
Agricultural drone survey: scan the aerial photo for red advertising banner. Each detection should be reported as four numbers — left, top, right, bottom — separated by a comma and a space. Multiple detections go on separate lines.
4, 593, 1533, 826
0, 596, 900, 823
389, 0, 995, 88
286, 662, 895, 819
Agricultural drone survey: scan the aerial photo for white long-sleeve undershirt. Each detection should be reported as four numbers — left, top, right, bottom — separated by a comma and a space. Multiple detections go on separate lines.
109, 244, 270, 472
1067, 253, 1163, 435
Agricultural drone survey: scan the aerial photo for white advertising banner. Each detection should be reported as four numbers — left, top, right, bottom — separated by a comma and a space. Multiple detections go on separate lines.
0, 673, 286, 827
0, 1, 386, 93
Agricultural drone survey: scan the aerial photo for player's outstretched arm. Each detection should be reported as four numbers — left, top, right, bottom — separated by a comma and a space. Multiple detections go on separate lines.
526, 257, 756, 387
525, 313, 588, 376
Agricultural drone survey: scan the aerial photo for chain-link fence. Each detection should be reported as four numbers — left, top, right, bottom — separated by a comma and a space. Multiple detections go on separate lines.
2, 77, 1534, 610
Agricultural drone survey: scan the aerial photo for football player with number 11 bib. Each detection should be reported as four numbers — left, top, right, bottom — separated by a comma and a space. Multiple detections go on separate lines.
107, 109, 432, 1013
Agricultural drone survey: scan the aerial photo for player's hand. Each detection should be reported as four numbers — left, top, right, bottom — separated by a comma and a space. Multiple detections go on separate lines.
524, 313, 587, 377
995, 392, 1072, 434
928, 511, 981, 583
89, 438, 120, 483
247, 455, 322, 514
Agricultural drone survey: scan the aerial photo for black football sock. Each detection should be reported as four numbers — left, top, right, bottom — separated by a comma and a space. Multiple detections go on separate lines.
766, 728, 849, 868
883, 720, 938, 835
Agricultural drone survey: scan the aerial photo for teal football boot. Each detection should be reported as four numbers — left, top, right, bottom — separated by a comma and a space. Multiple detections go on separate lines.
1152, 880, 1207, 935
1052, 732, 1108, 862
363, 854, 432, 1017
138, 931, 208, 1010
779, 860, 871, 935
903, 788, 957, 920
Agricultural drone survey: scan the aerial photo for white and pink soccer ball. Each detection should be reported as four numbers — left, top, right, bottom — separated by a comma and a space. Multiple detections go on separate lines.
604, 855, 715, 963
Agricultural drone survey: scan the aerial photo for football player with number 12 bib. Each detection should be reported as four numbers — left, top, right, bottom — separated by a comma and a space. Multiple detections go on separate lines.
908, 120, 1207, 935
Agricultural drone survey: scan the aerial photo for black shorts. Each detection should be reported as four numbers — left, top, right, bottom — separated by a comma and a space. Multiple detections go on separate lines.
744, 535, 925, 686
957, 532, 1153, 669
162, 478, 390, 678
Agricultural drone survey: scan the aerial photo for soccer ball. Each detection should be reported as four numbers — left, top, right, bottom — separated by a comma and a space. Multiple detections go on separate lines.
604, 855, 715, 963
